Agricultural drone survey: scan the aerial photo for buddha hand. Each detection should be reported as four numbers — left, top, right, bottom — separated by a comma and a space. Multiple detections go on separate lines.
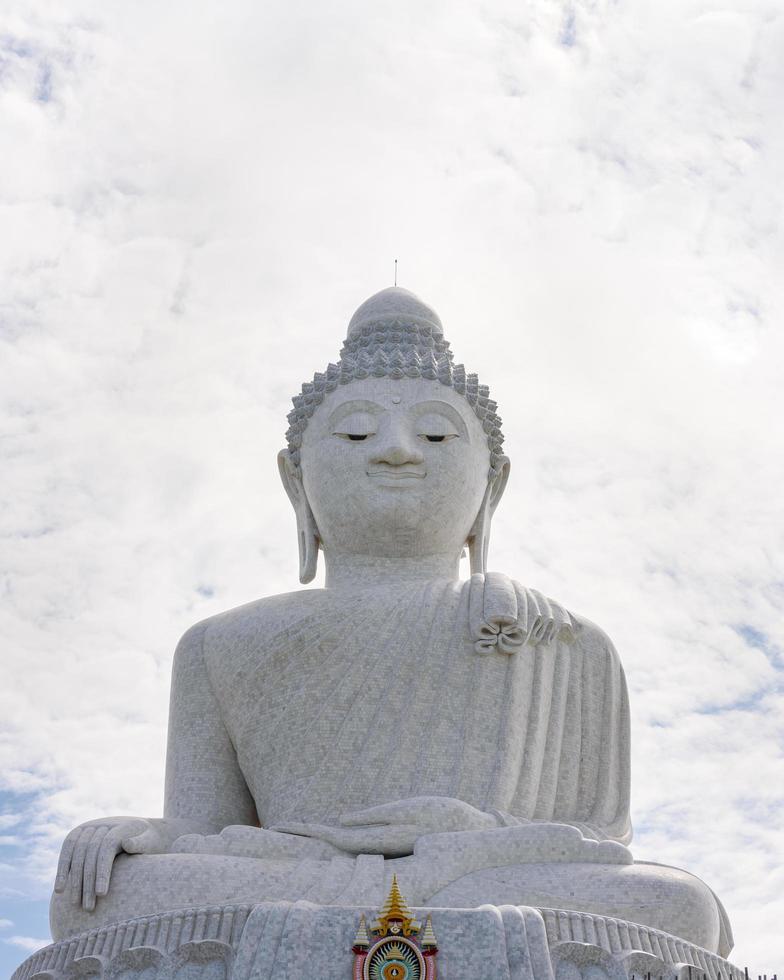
171, 824, 344, 861
272, 796, 500, 857
54, 816, 202, 911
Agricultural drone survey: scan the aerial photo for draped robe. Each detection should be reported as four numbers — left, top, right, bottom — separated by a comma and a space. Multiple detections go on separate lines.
55, 575, 734, 956
197, 574, 631, 845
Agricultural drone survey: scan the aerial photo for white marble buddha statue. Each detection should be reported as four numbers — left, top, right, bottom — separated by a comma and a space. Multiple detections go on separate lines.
50, 287, 732, 957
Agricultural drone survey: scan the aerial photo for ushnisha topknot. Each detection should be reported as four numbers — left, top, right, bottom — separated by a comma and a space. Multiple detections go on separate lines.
285, 286, 505, 476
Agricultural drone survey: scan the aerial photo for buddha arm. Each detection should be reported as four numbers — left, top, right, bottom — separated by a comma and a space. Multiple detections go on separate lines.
52, 623, 259, 914
164, 621, 258, 832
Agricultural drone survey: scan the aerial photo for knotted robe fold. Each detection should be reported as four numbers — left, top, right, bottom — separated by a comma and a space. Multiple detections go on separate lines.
204, 575, 631, 845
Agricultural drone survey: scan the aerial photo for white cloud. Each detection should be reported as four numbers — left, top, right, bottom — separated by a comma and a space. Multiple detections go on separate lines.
3, 936, 50, 953
1, 0, 782, 972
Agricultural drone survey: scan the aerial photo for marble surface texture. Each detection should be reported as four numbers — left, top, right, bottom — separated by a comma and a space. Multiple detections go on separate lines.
13, 902, 745, 980
35, 287, 739, 977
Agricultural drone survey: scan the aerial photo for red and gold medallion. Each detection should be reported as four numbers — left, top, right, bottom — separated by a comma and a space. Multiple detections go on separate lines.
352, 876, 438, 980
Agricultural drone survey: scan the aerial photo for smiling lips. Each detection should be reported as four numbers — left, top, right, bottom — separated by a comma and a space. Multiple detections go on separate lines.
367, 466, 426, 480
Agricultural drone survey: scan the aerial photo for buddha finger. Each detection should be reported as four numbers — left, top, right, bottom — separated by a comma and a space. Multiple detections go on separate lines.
122, 826, 159, 854
329, 824, 420, 856
272, 821, 377, 852
270, 821, 327, 840
81, 826, 110, 910
338, 799, 430, 826
290, 823, 418, 855
339, 805, 395, 827
94, 827, 126, 897
171, 833, 211, 854
69, 826, 95, 904
341, 797, 474, 828
54, 827, 82, 893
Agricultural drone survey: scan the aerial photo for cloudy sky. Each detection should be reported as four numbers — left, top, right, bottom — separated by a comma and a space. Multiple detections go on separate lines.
1, 0, 783, 973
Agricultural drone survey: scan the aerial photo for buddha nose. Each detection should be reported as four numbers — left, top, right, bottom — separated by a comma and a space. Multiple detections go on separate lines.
371, 424, 424, 467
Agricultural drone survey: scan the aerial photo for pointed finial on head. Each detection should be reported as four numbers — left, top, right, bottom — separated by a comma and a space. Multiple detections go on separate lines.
394, 258, 398, 286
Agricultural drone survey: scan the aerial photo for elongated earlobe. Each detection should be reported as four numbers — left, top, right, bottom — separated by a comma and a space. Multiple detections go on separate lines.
277, 450, 320, 584
467, 457, 510, 575
467, 495, 491, 575
296, 507, 320, 584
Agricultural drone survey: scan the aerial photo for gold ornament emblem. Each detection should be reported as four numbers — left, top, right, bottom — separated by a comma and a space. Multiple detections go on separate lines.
351, 876, 438, 980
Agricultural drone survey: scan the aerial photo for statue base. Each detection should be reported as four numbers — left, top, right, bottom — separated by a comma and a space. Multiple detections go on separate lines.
11, 902, 744, 980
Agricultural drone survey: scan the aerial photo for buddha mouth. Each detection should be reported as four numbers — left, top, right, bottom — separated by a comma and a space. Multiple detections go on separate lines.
367, 467, 426, 480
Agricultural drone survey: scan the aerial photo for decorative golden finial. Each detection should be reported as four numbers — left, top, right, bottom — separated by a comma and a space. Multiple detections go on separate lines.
421, 914, 438, 950
352, 878, 438, 975
352, 913, 370, 951
371, 874, 421, 938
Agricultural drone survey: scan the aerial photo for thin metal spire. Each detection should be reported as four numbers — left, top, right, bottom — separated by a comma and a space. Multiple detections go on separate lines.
394, 258, 398, 286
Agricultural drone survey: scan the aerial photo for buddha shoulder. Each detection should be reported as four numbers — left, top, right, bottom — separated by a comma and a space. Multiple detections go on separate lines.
568, 611, 623, 666
170, 580, 622, 673
478, 571, 621, 665
172, 589, 334, 670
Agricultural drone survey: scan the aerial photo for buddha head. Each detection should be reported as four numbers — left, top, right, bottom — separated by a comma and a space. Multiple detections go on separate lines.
278, 287, 510, 583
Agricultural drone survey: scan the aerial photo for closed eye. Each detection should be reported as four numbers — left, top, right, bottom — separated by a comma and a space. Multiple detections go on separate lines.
334, 432, 373, 441
420, 433, 458, 443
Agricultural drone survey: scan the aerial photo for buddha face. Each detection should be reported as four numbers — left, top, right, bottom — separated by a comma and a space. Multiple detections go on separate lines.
294, 377, 504, 561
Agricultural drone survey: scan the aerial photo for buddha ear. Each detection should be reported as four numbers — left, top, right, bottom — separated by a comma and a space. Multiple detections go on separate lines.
277, 449, 320, 584
467, 456, 510, 575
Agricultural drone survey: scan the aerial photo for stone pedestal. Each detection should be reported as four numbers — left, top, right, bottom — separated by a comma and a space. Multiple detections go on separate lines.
11, 903, 744, 980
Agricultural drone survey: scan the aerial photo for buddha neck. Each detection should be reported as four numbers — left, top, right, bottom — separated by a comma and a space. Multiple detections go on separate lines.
324, 552, 462, 591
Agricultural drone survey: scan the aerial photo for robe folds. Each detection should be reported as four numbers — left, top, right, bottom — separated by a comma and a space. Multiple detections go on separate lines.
53, 577, 734, 956
199, 574, 632, 845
